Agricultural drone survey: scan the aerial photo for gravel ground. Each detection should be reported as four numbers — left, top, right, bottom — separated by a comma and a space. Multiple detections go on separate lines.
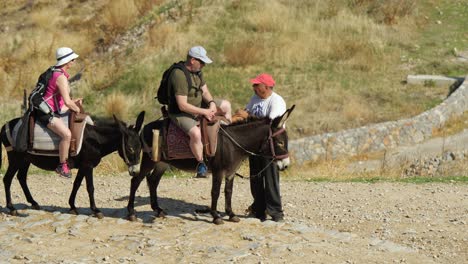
0, 173, 467, 263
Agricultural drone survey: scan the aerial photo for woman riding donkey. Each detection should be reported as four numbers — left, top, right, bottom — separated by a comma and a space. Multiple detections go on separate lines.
35, 47, 82, 178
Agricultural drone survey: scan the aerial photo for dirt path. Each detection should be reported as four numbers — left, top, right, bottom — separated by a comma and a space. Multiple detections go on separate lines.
0, 173, 467, 263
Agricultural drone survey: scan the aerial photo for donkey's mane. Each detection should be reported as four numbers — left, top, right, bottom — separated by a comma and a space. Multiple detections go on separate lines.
228, 115, 270, 127
87, 116, 126, 134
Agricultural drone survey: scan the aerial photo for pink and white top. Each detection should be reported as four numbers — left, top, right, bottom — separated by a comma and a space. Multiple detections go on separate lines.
43, 68, 70, 113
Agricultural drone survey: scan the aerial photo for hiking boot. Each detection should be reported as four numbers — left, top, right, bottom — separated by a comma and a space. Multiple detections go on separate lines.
195, 162, 208, 178
56, 162, 72, 179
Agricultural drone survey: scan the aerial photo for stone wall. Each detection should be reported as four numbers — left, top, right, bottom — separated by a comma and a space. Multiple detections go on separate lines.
290, 76, 468, 164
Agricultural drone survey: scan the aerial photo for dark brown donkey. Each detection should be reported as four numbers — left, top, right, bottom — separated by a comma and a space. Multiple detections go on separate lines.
127, 106, 294, 224
1, 112, 145, 218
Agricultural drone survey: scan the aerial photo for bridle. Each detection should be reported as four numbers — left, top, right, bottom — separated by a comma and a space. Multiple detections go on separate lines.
121, 133, 133, 166
268, 126, 289, 160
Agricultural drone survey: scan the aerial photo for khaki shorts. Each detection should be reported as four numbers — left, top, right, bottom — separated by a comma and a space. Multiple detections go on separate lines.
169, 99, 224, 133
169, 112, 199, 133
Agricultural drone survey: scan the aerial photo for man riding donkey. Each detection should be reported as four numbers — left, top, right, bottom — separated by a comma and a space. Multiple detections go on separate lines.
163, 46, 232, 178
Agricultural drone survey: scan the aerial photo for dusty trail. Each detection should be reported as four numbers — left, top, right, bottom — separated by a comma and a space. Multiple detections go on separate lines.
0, 173, 466, 263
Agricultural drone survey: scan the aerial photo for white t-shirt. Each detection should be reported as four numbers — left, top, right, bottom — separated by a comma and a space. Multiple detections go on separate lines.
246, 91, 286, 119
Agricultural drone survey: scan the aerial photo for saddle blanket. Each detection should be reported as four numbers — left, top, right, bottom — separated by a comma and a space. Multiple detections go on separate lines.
32, 115, 70, 152
166, 121, 194, 160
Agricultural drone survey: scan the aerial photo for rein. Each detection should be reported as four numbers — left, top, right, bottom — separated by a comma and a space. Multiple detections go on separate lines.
219, 124, 288, 179
218, 126, 263, 157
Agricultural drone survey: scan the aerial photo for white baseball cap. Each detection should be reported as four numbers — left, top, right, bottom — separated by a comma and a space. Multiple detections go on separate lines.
188, 46, 212, 64
55, 47, 79, 66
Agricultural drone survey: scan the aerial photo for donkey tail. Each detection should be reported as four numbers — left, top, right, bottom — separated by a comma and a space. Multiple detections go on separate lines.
0, 119, 17, 171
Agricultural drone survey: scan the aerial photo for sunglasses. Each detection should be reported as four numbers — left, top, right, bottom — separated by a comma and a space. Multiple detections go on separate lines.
195, 58, 205, 65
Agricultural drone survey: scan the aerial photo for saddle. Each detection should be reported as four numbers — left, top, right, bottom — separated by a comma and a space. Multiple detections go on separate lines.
153, 117, 222, 161
27, 111, 93, 156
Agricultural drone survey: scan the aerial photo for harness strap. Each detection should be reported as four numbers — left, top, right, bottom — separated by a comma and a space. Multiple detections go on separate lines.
121, 135, 131, 166
269, 127, 289, 160
43, 68, 65, 112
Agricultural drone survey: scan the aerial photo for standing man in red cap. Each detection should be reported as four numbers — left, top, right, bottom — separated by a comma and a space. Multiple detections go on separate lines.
167, 46, 232, 178
246, 73, 286, 222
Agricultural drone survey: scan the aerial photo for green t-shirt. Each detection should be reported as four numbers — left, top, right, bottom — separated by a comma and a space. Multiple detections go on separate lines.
168, 68, 205, 114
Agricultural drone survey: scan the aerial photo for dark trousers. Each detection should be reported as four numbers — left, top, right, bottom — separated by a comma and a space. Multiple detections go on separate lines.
249, 155, 283, 218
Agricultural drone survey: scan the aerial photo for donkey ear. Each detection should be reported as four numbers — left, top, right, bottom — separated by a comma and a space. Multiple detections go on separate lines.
134, 111, 145, 133
113, 114, 127, 132
271, 115, 283, 128
271, 105, 295, 128
282, 105, 295, 122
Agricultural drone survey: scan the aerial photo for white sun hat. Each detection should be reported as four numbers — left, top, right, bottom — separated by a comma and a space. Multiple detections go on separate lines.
188, 46, 212, 64
55, 47, 79, 67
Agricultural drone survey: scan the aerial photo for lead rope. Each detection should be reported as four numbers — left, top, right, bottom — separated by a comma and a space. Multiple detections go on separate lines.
235, 158, 275, 179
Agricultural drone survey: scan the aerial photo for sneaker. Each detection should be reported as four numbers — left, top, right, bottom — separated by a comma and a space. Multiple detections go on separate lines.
246, 205, 266, 221
195, 162, 208, 178
271, 214, 284, 222
56, 162, 72, 179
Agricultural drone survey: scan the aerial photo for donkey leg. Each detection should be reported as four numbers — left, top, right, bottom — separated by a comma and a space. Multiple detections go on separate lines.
210, 170, 224, 225
127, 171, 147, 221
127, 155, 152, 221
68, 168, 86, 215
3, 162, 20, 215
147, 162, 168, 218
225, 177, 240, 223
83, 168, 103, 219
16, 163, 40, 210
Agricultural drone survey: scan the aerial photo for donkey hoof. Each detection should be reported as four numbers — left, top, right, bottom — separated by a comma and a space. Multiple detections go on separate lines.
213, 218, 224, 225
229, 215, 240, 223
31, 204, 41, 210
156, 210, 167, 218
10, 210, 18, 216
69, 209, 78, 215
95, 212, 104, 219
128, 215, 137, 222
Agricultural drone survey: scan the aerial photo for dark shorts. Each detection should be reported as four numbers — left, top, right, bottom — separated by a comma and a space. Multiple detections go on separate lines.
34, 111, 67, 127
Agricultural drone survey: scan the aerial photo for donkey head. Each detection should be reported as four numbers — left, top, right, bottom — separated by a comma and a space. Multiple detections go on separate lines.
261, 105, 295, 171
114, 111, 145, 177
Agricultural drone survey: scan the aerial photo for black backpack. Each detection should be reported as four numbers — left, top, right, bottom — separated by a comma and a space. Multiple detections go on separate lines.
28, 66, 62, 114
155, 61, 192, 105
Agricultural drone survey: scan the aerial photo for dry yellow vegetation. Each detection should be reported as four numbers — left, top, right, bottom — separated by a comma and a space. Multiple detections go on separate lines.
1, 0, 467, 176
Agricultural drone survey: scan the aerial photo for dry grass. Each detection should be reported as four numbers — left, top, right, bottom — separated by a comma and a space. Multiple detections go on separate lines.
0, 0, 465, 177
432, 111, 468, 137
224, 40, 264, 67
102, 0, 139, 39
103, 91, 132, 120
134, 0, 165, 16
93, 153, 129, 175
147, 23, 177, 50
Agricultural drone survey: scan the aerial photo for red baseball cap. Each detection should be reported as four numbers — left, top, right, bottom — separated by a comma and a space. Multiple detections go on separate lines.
250, 73, 275, 87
